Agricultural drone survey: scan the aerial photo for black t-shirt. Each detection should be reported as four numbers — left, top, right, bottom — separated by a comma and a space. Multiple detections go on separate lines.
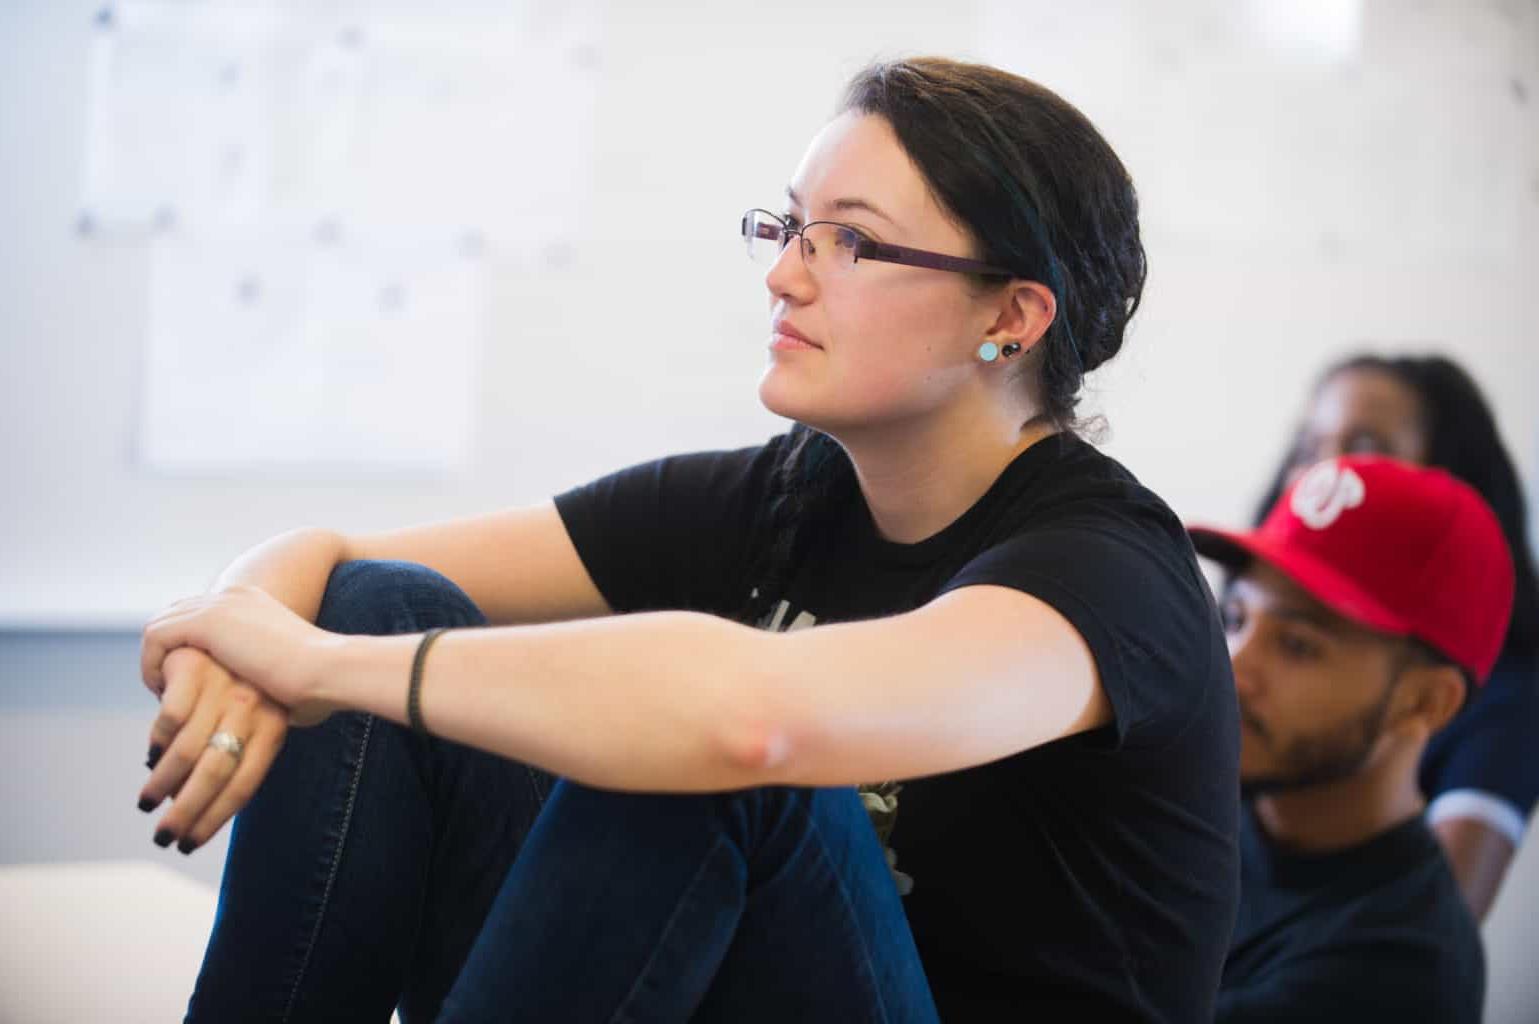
555, 432, 1240, 1022
1217, 806, 1484, 1023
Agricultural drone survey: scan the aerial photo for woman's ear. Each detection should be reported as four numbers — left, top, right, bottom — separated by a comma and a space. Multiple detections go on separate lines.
982, 280, 1057, 356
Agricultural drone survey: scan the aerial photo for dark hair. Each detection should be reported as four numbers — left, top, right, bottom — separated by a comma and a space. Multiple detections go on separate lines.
740, 57, 1146, 624
1254, 354, 1539, 672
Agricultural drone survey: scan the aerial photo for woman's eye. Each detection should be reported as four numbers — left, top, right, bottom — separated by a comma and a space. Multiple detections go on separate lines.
834, 227, 860, 249
1220, 603, 1244, 634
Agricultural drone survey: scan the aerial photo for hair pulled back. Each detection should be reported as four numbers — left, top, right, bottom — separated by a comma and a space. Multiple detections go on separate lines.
742, 58, 1146, 624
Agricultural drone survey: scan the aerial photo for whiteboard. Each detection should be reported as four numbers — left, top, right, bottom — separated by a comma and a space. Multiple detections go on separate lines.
81, 0, 602, 475
1, 0, 1535, 628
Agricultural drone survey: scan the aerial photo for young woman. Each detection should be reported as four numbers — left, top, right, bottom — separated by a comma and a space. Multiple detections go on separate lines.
137, 58, 1239, 1022
1255, 354, 1539, 921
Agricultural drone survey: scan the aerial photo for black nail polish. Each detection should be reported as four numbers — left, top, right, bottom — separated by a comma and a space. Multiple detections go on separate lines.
177, 838, 197, 855
147, 745, 163, 770
138, 796, 157, 813
154, 828, 174, 848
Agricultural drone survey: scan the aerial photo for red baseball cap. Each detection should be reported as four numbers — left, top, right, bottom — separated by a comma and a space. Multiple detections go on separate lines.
1188, 456, 1515, 682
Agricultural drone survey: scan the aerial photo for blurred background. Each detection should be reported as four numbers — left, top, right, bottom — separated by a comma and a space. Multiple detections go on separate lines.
1, 0, 1535, 1020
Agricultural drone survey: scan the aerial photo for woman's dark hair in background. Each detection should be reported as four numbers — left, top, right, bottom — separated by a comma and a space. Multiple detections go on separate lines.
741, 57, 1147, 625
1254, 354, 1539, 671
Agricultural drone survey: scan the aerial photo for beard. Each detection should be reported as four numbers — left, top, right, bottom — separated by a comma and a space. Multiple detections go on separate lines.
1240, 680, 1398, 797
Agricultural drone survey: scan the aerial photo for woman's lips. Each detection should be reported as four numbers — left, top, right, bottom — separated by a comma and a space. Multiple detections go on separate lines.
771, 332, 819, 351
770, 321, 821, 351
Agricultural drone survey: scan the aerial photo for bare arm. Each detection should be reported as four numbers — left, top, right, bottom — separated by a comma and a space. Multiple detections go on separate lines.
1432, 817, 1516, 922
210, 527, 348, 622
295, 583, 1112, 792
139, 501, 609, 852
215, 500, 609, 627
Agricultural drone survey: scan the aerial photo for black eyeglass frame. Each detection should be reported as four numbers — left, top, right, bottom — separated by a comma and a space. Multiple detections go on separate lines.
741, 208, 1015, 279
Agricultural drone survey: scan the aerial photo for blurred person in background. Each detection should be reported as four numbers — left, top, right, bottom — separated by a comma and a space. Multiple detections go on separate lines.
132, 58, 1240, 1022
1193, 455, 1513, 1022
1254, 354, 1539, 920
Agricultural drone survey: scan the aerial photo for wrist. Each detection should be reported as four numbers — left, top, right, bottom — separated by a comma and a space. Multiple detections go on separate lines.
303, 631, 418, 724
301, 630, 353, 708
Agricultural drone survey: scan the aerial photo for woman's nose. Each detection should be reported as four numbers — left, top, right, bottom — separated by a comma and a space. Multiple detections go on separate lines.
764, 235, 814, 302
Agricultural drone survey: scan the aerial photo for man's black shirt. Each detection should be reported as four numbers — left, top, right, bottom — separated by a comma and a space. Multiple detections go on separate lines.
1218, 804, 1483, 1022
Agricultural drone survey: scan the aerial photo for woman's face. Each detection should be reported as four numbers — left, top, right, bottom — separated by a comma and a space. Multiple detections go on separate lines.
757, 111, 1004, 435
1285, 368, 1428, 487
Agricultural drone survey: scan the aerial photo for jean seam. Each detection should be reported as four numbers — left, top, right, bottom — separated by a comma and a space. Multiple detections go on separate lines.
607, 832, 735, 1024
280, 713, 377, 1022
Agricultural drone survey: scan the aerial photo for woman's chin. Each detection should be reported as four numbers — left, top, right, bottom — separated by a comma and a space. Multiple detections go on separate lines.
759, 368, 876, 437
758, 368, 815, 424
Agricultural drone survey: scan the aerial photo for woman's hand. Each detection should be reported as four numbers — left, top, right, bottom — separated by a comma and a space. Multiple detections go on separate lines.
139, 646, 290, 853
141, 584, 340, 714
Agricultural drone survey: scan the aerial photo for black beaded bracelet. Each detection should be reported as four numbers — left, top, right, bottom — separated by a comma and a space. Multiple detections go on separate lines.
408, 627, 450, 735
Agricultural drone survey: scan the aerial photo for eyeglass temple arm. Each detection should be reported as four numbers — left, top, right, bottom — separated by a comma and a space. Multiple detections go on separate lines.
858, 240, 1013, 278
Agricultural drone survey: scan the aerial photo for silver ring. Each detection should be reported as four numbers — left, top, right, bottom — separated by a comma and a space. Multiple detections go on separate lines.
207, 730, 245, 762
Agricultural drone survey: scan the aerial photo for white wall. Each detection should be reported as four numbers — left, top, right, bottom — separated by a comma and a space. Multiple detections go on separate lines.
1, 0, 1536, 1019
2, 0, 1535, 626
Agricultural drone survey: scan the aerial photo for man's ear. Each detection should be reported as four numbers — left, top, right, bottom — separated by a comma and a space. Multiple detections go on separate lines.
1396, 662, 1467, 738
982, 280, 1057, 355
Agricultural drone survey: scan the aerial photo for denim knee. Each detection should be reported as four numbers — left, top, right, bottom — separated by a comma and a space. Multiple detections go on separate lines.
316, 559, 489, 636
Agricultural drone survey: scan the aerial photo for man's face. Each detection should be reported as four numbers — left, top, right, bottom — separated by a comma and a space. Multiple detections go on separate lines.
1222, 563, 1410, 793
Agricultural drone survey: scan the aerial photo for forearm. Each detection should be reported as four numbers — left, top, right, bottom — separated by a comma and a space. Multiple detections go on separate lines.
314, 611, 786, 792
302, 585, 1109, 794
1432, 817, 1515, 921
213, 527, 349, 623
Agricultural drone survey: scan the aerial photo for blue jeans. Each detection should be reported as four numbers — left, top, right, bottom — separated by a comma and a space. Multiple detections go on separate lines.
183, 560, 939, 1023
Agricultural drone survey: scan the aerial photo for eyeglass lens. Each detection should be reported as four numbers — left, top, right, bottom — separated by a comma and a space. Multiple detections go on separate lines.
742, 210, 861, 274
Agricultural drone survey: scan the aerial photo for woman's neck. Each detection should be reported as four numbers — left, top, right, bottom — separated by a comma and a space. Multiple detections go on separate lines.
837, 406, 1057, 545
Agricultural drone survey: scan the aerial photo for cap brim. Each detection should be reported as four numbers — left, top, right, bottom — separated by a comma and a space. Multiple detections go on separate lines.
1188, 525, 1416, 639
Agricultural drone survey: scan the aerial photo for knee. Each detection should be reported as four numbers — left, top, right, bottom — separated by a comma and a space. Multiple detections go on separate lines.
316, 559, 487, 636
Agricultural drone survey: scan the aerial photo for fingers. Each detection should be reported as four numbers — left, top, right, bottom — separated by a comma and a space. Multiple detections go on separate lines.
140, 602, 185, 693
150, 684, 261, 854
139, 656, 230, 821
140, 597, 205, 693
180, 698, 289, 854
145, 647, 220, 765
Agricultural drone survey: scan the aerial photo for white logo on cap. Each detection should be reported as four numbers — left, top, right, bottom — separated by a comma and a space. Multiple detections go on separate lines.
1291, 459, 1366, 530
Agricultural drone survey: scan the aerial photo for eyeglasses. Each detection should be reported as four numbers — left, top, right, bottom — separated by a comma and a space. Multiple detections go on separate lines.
740, 208, 1014, 279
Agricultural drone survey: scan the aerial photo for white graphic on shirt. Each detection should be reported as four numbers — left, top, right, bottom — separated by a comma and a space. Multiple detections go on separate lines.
750, 590, 914, 895
762, 598, 818, 633
1290, 459, 1366, 530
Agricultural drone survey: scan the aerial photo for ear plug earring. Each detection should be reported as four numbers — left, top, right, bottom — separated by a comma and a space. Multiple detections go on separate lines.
978, 342, 1024, 363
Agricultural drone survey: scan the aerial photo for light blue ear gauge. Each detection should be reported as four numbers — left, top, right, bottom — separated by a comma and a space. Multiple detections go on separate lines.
977, 342, 1000, 362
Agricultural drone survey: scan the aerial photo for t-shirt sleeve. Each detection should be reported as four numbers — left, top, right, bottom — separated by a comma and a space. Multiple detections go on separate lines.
938, 514, 1227, 750
1419, 657, 1539, 832
552, 438, 783, 617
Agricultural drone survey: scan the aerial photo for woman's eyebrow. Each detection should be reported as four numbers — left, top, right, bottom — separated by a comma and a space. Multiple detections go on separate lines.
784, 186, 897, 226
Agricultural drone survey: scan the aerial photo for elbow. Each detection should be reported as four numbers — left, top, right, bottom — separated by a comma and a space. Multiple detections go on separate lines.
714, 635, 801, 782
719, 716, 795, 779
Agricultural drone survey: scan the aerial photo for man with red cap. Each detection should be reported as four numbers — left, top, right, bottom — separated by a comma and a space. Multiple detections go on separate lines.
1189, 455, 1514, 1023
